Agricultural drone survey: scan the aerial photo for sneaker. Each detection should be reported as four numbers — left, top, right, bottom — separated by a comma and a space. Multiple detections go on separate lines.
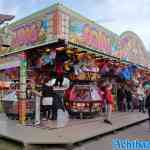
34, 121, 40, 126
104, 119, 112, 125
42, 118, 47, 121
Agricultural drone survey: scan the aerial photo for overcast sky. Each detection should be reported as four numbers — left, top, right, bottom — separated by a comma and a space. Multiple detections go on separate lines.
1, 0, 150, 51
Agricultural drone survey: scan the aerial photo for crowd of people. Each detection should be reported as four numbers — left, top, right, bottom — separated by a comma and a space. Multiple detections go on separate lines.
24, 47, 150, 127
3, 73, 150, 128
27, 75, 150, 127
116, 83, 146, 113
97, 79, 150, 126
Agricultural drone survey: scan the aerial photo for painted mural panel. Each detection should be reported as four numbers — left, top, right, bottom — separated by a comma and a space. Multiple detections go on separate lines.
10, 14, 53, 49
0, 54, 21, 70
113, 36, 129, 60
0, 11, 59, 55
69, 20, 118, 54
113, 32, 149, 67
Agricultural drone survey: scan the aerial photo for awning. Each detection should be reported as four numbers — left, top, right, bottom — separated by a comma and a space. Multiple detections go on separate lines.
0, 39, 62, 57
68, 41, 150, 71
0, 14, 14, 25
0, 60, 20, 70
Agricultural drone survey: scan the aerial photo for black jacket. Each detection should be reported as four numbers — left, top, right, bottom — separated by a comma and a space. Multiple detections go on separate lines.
125, 89, 132, 102
117, 88, 125, 101
42, 84, 52, 97
41, 84, 65, 111
145, 95, 150, 109
52, 93, 65, 111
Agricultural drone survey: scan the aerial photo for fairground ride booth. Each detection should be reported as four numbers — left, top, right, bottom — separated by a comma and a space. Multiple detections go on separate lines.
0, 13, 16, 84
0, 3, 150, 123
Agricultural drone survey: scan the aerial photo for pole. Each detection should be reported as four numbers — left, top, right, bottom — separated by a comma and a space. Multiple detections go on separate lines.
19, 52, 27, 124
35, 95, 40, 125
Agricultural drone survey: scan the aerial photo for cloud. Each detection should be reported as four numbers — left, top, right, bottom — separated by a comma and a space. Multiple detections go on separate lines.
0, 0, 19, 16
79, 0, 150, 23
110, 0, 150, 23
31, 0, 47, 3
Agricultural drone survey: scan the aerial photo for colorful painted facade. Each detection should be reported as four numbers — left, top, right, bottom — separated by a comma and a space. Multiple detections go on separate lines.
9, 10, 57, 50
0, 3, 149, 67
113, 31, 149, 66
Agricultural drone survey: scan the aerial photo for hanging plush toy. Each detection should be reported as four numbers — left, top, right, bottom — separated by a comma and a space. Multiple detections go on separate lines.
54, 60, 65, 87
119, 67, 131, 80
119, 64, 137, 80
36, 57, 43, 68
64, 60, 72, 71
56, 50, 69, 62
100, 63, 110, 75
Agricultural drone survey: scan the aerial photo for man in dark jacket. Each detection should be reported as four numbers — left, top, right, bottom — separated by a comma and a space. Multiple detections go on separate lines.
125, 87, 133, 112
32, 82, 65, 121
117, 84, 126, 111
50, 87, 65, 120
145, 90, 150, 128
41, 79, 53, 120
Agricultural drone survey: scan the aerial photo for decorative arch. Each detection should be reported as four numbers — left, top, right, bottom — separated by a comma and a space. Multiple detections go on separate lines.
113, 31, 149, 67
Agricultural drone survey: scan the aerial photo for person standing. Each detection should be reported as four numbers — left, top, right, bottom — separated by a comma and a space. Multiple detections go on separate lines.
51, 87, 65, 120
137, 84, 145, 113
32, 78, 52, 121
125, 86, 133, 112
145, 89, 150, 128
104, 83, 114, 125
41, 78, 53, 120
117, 84, 126, 112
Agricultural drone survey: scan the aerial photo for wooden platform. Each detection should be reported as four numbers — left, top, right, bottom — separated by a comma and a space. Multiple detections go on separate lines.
0, 112, 148, 149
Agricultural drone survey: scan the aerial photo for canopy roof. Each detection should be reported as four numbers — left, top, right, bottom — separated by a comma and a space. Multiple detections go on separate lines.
0, 14, 14, 25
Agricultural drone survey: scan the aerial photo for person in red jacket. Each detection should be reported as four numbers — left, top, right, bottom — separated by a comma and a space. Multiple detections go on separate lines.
104, 83, 114, 125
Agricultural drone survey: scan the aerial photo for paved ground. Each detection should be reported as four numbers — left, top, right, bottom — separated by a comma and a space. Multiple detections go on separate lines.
73, 121, 150, 150
0, 121, 149, 150
0, 111, 148, 150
